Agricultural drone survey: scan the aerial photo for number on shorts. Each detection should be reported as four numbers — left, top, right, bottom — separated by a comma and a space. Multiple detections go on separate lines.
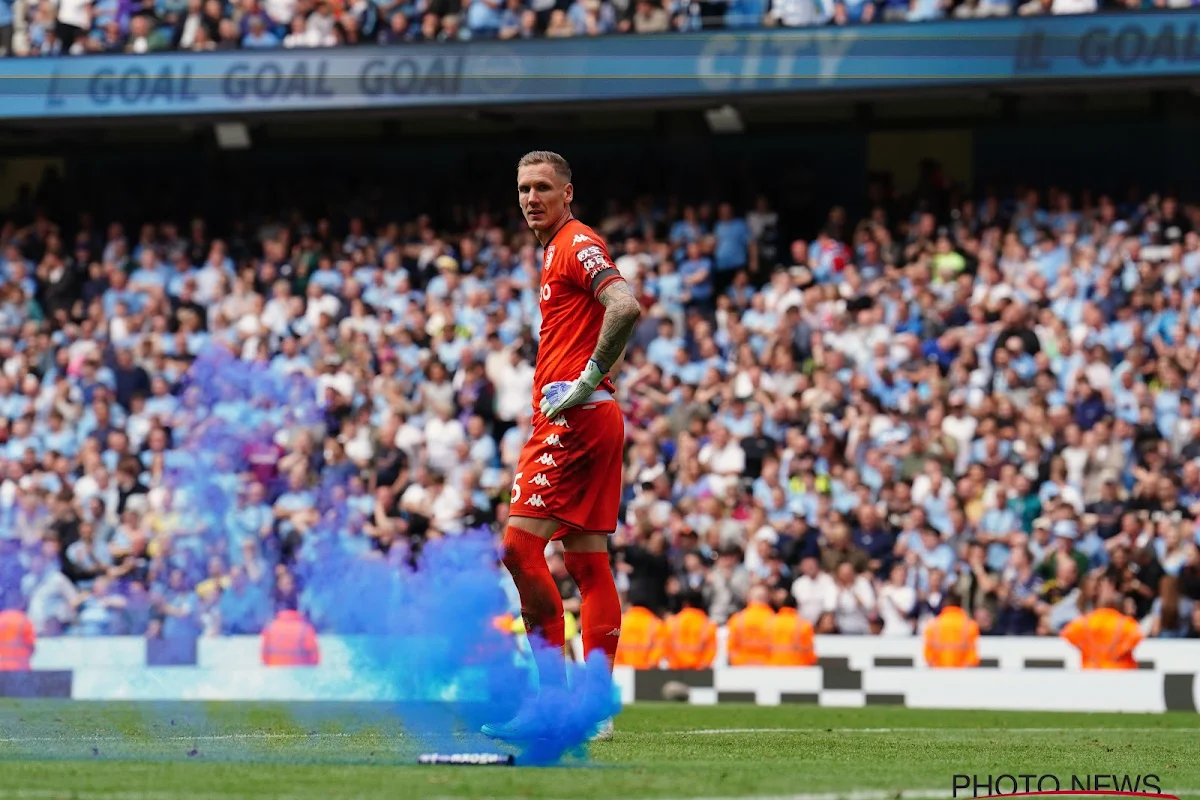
511, 472, 523, 504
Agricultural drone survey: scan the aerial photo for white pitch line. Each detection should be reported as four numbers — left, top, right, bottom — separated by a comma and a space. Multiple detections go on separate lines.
0, 732, 359, 744
0, 791, 307, 800
650, 792, 1200, 800
656, 792, 952, 800
665, 727, 1200, 735
4, 787, 1200, 800
423, 794, 954, 800
430, 791, 1200, 800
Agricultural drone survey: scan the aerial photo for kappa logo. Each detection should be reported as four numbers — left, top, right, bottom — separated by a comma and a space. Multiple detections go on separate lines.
544, 245, 556, 270
524, 494, 547, 508
551, 416, 570, 428
543, 434, 564, 447
535, 453, 558, 468
572, 234, 594, 246
529, 473, 551, 488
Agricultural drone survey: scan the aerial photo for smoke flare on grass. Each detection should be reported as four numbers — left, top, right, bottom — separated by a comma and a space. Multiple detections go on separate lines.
160, 345, 619, 765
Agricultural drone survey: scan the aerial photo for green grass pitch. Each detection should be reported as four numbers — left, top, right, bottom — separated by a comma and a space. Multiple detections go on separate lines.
0, 700, 1198, 799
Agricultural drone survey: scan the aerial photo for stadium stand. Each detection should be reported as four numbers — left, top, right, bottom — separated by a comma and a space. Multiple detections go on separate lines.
0, 0, 1191, 57
2, 161, 1199, 645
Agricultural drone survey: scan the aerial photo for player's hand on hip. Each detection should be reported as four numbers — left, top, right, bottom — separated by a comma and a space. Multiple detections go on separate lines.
539, 359, 607, 419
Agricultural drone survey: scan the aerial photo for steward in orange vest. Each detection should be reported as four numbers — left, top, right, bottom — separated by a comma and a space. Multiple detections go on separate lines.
923, 594, 980, 668
662, 592, 717, 670
767, 595, 817, 666
261, 609, 320, 666
614, 606, 664, 669
726, 586, 775, 666
0, 608, 35, 671
1061, 601, 1142, 669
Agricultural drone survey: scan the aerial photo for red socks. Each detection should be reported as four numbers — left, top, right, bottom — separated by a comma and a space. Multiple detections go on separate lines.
564, 551, 622, 670
499, 526, 621, 687
501, 526, 565, 689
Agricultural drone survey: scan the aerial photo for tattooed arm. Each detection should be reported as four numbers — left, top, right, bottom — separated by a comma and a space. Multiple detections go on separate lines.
591, 278, 642, 375
538, 276, 641, 419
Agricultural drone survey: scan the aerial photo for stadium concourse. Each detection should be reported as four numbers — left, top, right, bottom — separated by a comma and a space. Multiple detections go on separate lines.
1, 175, 1200, 651
0, 0, 1188, 57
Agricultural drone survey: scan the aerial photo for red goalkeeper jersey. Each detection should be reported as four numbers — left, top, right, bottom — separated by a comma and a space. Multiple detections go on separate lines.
531, 217, 623, 416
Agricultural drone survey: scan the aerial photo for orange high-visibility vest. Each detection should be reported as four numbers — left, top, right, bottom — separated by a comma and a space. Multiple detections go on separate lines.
662, 608, 717, 670
923, 607, 980, 668
261, 610, 320, 666
0, 610, 34, 672
767, 608, 817, 666
1062, 608, 1142, 669
614, 607, 664, 669
726, 602, 774, 666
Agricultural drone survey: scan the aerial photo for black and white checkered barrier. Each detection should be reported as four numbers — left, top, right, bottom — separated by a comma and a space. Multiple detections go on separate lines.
616, 663, 1200, 713
3, 636, 1198, 712
24, 634, 1200, 672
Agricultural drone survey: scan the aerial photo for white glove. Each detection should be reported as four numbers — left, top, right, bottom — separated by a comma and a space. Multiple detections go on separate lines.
539, 359, 607, 419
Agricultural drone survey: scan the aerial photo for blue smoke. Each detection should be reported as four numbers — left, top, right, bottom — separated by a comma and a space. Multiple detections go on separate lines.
162, 344, 618, 766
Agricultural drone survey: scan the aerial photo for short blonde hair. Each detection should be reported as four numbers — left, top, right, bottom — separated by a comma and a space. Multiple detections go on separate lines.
517, 150, 571, 183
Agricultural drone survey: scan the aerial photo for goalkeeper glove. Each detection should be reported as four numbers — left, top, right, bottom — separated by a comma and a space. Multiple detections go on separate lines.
539, 359, 608, 419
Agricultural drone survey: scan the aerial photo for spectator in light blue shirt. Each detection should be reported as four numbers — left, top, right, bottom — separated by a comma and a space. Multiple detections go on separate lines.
979, 493, 1020, 572
143, 377, 179, 421
669, 207, 704, 262
910, 526, 957, 592
41, 414, 79, 460
466, 0, 503, 35
497, 0, 531, 37
73, 576, 126, 636
310, 258, 345, 294
726, 0, 766, 25
654, 259, 686, 320
675, 356, 706, 386
566, 0, 616, 33
434, 326, 468, 373
680, 242, 714, 307
160, 570, 201, 640
274, 467, 317, 538
128, 250, 168, 295
713, 203, 752, 275
160, 253, 195, 298
243, 15, 281, 46
647, 319, 684, 373
219, 566, 270, 634
905, 0, 943, 20
227, 482, 273, 564
834, 0, 875, 22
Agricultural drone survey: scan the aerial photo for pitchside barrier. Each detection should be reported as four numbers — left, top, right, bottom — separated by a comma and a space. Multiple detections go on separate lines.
1, 635, 1198, 713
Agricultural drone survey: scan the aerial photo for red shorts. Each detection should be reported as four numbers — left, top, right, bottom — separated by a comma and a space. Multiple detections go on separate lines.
511, 397, 625, 535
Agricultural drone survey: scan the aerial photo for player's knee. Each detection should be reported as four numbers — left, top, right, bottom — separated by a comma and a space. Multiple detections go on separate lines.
563, 554, 592, 584
500, 539, 524, 576
501, 546, 518, 575
563, 550, 610, 588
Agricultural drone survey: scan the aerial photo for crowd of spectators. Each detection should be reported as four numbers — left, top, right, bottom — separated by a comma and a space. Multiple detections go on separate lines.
2, 164, 1200, 643
0, 0, 1193, 57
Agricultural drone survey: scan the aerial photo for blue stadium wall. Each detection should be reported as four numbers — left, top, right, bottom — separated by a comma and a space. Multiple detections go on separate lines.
3, 13, 1200, 238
